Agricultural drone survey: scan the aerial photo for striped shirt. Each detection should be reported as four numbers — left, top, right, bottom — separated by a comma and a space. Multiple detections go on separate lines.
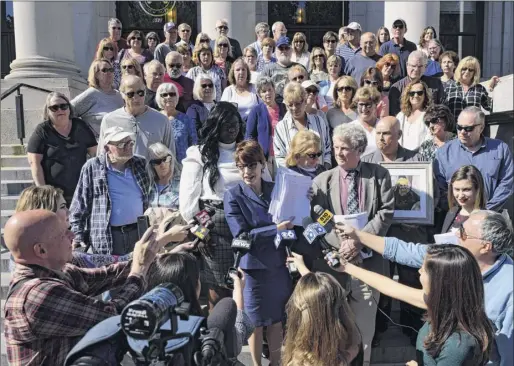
273, 111, 332, 167
335, 42, 361, 64
444, 80, 492, 120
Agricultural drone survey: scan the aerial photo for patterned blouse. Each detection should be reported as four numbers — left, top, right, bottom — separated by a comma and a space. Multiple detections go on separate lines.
418, 134, 456, 162
444, 80, 492, 120
186, 65, 226, 102
149, 177, 180, 209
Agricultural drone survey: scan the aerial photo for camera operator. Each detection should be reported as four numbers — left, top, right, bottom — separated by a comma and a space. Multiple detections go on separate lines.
3, 209, 187, 366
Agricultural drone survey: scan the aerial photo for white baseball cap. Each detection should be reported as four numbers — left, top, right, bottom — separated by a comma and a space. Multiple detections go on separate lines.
103, 126, 135, 143
347, 22, 362, 31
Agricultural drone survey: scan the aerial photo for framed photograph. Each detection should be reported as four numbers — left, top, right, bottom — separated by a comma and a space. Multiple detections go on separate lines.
380, 162, 434, 225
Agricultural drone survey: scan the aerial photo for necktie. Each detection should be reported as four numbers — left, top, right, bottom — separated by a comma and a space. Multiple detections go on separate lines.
347, 170, 359, 214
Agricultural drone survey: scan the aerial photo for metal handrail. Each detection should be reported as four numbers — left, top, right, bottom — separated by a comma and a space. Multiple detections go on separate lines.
1, 83, 52, 100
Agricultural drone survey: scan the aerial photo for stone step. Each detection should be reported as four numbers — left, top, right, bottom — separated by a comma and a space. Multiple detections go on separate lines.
1, 195, 20, 211
1, 179, 33, 196
1, 167, 32, 181
1, 155, 29, 168
1, 145, 26, 156
1, 211, 15, 229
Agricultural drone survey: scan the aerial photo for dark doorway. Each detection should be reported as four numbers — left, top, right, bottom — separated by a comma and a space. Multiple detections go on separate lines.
1, 1, 15, 79
268, 1, 348, 50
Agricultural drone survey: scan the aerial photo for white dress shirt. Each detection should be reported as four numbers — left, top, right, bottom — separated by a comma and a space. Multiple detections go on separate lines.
350, 119, 378, 157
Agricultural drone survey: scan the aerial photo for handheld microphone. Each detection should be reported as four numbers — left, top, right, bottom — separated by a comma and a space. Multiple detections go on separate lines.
313, 205, 335, 232
225, 233, 251, 289
302, 217, 340, 268
193, 207, 216, 226
274, 230, 300, 277
120, 283, 190, 340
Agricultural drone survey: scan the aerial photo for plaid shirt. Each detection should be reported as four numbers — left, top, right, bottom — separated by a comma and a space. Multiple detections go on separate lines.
444, 80, 492, 119
4, 262, 145, 366
149, 176, 180, 209
70, 154, 150, 254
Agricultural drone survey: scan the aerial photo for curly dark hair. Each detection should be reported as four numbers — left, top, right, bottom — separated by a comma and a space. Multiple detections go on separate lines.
199, 102, 245, 191
423, 104, 455, 132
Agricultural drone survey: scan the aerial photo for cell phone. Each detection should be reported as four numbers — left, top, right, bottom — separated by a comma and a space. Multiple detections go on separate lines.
137, 215, 150, 239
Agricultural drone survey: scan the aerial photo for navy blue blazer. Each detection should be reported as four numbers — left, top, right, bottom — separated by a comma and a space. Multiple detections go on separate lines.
224, 180, 287, 270
186, 102, 209, 136
245, 102, 287, 158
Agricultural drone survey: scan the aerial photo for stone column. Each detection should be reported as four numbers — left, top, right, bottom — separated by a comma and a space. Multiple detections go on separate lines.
384, 1, 440, 47
200, 2, 257, 50
5, 1, 82, 80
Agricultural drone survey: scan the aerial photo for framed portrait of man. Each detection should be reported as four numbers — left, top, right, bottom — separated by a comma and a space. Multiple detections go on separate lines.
380, 162, 434, 225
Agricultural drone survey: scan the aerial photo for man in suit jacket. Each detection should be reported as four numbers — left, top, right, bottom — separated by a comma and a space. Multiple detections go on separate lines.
310, 123, 394, 366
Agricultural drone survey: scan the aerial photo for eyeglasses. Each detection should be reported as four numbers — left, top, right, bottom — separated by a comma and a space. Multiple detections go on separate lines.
278, 46, 290, 51
456, 124, 481, 133
236, 162, 258, 171
459, 224, 482, 241
150, 155, 172, 166
306, 87, 319, 95
48, 103, 70, 112
357, 102, 372, 109
160, 92, 177, 98
408, 90, 425, 97
384, 62, 396, 70
100, 68, 114, 73
291, 75, 304, 82
121, 64, 135, 70
201, 83, 214, 89
217, 25, 229, 30
200, 39, 210, 43
364, 79, 379, 86
218, 43, 229, 48
245, 54, 255, 59
180, 29, 191, 33
461, 67, 475, 73
110, 140, 134, 149
392, 24, 404, 30
111, 27, 121, 31
306, 152, 322, 159
131, 37, 142, 41
168, 63, 182, 69
294, 40, 305, 43
325, 39, 337, 44
337, 86, 354, 92
125, 90, 145, 98
103, 46, 114, 51
313, 54, 325, 59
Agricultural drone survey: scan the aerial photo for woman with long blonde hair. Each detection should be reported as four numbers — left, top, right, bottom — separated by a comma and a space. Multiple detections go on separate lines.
95, 37, 121, 88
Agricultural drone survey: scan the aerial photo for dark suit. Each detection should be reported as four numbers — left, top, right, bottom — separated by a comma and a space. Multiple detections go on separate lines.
441, 207, 460, 234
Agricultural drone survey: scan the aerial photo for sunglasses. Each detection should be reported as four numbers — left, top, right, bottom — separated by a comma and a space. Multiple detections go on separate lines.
461, 67, 475, 73
306, 87, 319, 95
125, 90, 145, 98
217, 25, 228, 30
408, 90, 425, 97
100, 68, 114, 73
236, 162, 258, 170
278, 46, 290, 51
200, 39, 210, 43
111, 27, 121, 31
294, 40, 305, 43
131, 37, 142, 41
313, 54, 325, 59
168, 63, 182, 69
337, 86, 353, 92
306, 152, 322, 159
291, 75, 305, 82
456, 124, 480, 133
122, 64, 135, 70
459, 224, 482, 241
385, 62, 397, 69
160, 92, 177, 98
218, 43, 229, 48
180, 29, 191, 33
364, 79, 379, 86
325, 39, 337, 44
393, 24, 404, 30
110, 140, 134, 149
358, 102, 372, 109
201, 83, 214, 89
103, 46, 114, 51
48, 103, 70, 112
150, 155, 172, 166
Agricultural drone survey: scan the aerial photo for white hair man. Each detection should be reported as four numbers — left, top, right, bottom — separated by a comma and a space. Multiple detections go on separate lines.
211, 19, 242, 59
143, 60, 165, 110
107, 18, 128, 50
271, 21, 287, 42
247, 22, 270, 57
176, 23, 194, 53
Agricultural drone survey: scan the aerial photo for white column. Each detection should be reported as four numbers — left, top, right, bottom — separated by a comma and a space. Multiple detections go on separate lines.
6, 1, 82, 79
384, 1, 440, 46
201, 2, 257, 49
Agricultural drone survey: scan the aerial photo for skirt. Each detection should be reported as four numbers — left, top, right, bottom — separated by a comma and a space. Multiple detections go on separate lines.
199, 200, 234, 287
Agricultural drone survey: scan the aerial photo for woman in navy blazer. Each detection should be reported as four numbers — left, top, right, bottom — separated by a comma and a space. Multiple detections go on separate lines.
224, 140, 293, 366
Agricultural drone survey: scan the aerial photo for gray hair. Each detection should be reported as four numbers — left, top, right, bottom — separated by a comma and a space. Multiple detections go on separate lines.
243, 46, 257, 58
459, 106, 485, 126
43, 92, 74, 121
408, 50, 428, 66
146, 32, 159, 41
165, 51, 183, 66
192, 73, 217, 101
108, 18, 122, 28
147, 142, 181, 183
429, 38, 445, 52
256, 76, 275, 94
476, 210, 514, 255
143, 60, 165, 76
332, 124, 368, 154
255, 22, 270, 35
155, 82, 179, 110
272, 21, 285, 33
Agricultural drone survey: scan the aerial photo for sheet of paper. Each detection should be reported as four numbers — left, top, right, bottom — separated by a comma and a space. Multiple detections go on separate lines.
334, 213, 371, 259
433, 232, 459, 245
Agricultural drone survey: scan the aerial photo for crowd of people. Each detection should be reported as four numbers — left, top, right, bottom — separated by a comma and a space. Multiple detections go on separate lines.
4, 14, 513, 366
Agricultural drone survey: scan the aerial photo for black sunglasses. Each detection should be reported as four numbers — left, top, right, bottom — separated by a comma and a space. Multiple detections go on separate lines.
456, 124, 480, 133
306, 87, 319, 95
337, 86, 354, 92
122, 64, 135, 70
385, 62, 397, 69
294, 39, 305, 43
200, 39, 210, 43
218, 43, 229, 48
160, 92, 177, 98
48, 103, 70, 112
168, 63, 182, 69
150, 155, 172, 166
393, 24, 404, 30
292, 75, 305, 82
358, 102, 372, 109
325, 39, 337, 44
181, 29, 191, 33
236, 162, 258, 170
111, 27, 121, 31
364, 79, 379, 86
217, 25, 228, 30
100, 68, 114, 73
125, 90, 145, 98
201, 83, 213, 89
306, 152, 322, 159
103, 46, 114, 51
313, 54, 325, 59
461, 67, 475, 73
408, 90, 425, 97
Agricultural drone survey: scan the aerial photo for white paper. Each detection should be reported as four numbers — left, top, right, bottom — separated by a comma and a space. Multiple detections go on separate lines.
433, 232, 459, 245
333, 213, 372, 259
269, 168, 312, 226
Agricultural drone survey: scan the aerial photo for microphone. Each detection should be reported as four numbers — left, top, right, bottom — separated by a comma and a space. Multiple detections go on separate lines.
192, 207, 216, 226
194, 298, 238, 365
302, 217, 340, 268
313, 205, 335, 232
225, 233, 251, 289
274, 230, 300, 277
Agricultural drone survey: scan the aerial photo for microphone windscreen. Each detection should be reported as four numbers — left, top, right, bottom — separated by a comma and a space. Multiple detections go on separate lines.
313, 205, 324, 216
207, 298, 238, 358
302, 216, 314, 229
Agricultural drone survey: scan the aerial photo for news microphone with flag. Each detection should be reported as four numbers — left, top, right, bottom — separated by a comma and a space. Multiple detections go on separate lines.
225, 233, 251, 289
274, 230, 299, 277
189, 207, 216, 226
301, 217, 340, 268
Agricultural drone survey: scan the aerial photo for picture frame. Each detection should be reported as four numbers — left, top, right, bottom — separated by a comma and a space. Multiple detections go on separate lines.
380, 162, 434, 225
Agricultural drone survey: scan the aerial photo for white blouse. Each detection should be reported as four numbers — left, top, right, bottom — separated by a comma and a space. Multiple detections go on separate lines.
291, 52, 310, 69
220, 85, 260, 119
350, 119, 378, 157
396, 111, 429, 151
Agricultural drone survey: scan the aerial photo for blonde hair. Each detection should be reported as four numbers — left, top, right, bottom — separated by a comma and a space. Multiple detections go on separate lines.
454, 56, 481, 86
95, 38, 117, 61
334, 76, 359, 108
285, 131, 321, 167
352, 86, 381, 107
15, 185, 64, 213
213, 35, 233, 59
283, 82, 307, 104
282, 272, 361, 366
120, 57, 142, 78
292, 32, 309, 53
309, 47, 327, 72
194, 32, 211, 48
327, 54, 342, 68
88, 58, 113, 88
287, 64, 307, 81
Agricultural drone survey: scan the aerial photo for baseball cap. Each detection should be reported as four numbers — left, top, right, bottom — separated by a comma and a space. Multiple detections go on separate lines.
301, 80, 320, 91
393, 19, 407, 29
164, 22, 177, 32
276, 36, 290, 48
347, 22, 362, 31
103, 126, 135, 143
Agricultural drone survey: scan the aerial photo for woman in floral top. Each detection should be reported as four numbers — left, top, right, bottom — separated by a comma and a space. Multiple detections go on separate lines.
147, 142, 181, 209
418, 104, 456, 162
